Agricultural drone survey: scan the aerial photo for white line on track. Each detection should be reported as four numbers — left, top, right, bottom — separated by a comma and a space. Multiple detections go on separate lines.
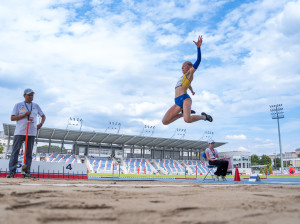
19, 183, 192, 187
14, 183, 250, 187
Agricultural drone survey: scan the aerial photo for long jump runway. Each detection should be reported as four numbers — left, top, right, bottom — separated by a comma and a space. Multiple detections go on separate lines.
89, 177, 300, 185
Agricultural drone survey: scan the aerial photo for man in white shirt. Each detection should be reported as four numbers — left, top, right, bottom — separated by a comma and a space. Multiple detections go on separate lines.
205, 140, 228, 181
7, 89, 46, 178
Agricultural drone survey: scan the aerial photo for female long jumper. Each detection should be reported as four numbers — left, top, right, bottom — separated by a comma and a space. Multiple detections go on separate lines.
162, 35, 213, 125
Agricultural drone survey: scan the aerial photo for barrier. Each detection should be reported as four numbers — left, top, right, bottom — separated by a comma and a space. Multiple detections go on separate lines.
0, 159, 88, 179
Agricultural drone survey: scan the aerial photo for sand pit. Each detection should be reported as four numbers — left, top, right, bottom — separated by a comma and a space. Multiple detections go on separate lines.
0, 178, 299, 224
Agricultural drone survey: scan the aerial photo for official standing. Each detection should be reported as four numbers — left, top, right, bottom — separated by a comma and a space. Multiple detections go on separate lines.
7, 89, 46, 178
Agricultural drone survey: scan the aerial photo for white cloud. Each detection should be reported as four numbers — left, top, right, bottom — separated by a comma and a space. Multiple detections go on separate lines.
237, 146, 248, 151
0, 0, 299, 156
226, 134, 247, 140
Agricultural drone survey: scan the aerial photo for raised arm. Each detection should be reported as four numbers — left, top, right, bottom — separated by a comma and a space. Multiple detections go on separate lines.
192, 35, 202, 70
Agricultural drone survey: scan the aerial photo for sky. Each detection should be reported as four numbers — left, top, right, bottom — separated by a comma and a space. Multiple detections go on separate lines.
0, 0, 299, 155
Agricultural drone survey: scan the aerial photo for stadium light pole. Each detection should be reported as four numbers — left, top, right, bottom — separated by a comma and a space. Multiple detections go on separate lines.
66, 117, 83, 131
269, 104, 284, 174
105, 121, 121, 134
199, 131, 214, 141
140, 125, 155, 137
171, 128, 186, 139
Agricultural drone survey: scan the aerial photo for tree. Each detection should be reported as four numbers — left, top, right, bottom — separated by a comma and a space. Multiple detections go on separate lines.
269, 165, 273, 174
264, 166, 268, 175
40, 145, 65, 149
0, 144, 3, 154
274, 158, 281, 168
251, 154, 260, 165
260, 155, 272, 166
260, 167, 263, 174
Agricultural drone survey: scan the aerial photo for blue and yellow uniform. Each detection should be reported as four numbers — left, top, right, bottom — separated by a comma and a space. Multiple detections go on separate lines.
174, 47, 201, 108
175, 74, 191, 89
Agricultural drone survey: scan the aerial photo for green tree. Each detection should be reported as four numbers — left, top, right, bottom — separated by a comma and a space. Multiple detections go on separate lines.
260, 167, 263, 174
260, 155, 272, 166
274, 158, 281, 168
251, 154, 260, 165
264, 166, 268, 175
40, 145, 65, 149
0, 144, 3, 154
269, 165, 273, 174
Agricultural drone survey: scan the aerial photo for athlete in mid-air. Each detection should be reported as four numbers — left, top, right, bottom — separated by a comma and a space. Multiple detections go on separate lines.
162, 35, 213, 125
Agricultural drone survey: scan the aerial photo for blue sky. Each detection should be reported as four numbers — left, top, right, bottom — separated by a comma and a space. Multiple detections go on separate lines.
0, 0, 299, 155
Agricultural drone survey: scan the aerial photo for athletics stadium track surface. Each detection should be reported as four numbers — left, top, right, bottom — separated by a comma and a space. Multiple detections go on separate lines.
88, 177, 300, 185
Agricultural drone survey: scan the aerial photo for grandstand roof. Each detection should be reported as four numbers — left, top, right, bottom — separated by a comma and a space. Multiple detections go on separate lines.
3, 123, 226, 151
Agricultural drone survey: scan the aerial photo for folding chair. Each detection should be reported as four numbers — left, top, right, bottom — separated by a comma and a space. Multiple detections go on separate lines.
202, 152, 217, 181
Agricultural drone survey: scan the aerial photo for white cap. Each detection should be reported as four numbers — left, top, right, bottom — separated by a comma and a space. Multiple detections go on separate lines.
208, 139, 215, 144
24, 88, 34, 95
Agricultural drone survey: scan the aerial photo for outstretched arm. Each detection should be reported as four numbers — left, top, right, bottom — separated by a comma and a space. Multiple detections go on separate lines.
193, 35, 202, 70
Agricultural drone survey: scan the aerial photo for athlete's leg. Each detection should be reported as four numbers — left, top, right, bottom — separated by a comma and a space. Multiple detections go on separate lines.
182, 99, 206, 123
162, 104, 183, 125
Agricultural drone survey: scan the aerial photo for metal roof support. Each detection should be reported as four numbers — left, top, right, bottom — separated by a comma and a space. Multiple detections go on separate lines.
150, 147, 153, 159
132, 137, 146, 146
76, 132, 84, 142
5, 135, 11, 157
48, 129, 55, 153
172, 148, 175, 159
181, 148, 184, 160
111, 143, 115, 157
112, 135, 124, 144
2, 124, 226, 159
132, 145, 135, 156
61, 130, 70, 153
165, 139, 181, 148
88, 132, 97, 143
36, 128, 40, 144
99, 134, 111, 144
144, 137, 159, 147
123, 136, 136, 145
4, 125, 11, 157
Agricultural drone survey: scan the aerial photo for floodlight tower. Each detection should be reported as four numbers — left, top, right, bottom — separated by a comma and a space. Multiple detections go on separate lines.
66, 117, 83, 131
171, 128, 186, 139
140, 125, 155, 137
199, 131, 214, 141
105, 121, 121, 134
269, 104, 284, 174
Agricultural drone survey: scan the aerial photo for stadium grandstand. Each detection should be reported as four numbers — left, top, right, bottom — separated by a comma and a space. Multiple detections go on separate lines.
2, 123, 226, 175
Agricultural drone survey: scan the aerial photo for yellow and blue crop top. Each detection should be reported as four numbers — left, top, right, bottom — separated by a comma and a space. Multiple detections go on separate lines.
175, 47, 201, 89
175, 74, 191, 89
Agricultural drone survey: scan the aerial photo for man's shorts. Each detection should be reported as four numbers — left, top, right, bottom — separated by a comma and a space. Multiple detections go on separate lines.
175, 93, 191, 108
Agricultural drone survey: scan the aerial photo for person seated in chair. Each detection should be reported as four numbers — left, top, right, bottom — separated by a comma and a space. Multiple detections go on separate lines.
205, 140, 228, 181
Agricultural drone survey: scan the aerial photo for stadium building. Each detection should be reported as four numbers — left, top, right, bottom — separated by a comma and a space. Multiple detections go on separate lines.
219, 151, 251, 175
2, 123, 228, 175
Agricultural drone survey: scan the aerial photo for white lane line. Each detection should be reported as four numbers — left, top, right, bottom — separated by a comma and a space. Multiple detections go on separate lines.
16, 183, 255, 187
19, 183, 192, 187
200, 184, 248, 187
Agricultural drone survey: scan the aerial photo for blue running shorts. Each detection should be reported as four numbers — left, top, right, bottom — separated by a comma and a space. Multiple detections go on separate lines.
175, 93, 191, 108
